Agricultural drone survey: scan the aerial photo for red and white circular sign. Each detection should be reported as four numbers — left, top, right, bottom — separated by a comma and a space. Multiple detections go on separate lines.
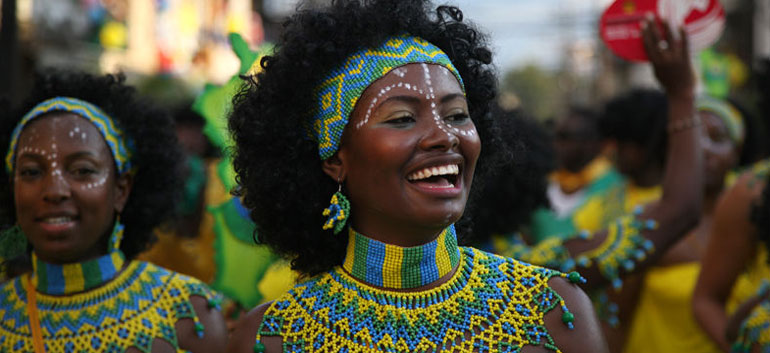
600, 0, 725, 62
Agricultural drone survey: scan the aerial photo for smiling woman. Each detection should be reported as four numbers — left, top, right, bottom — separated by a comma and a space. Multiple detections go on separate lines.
226, 1, 607, 352
0, 72, 226, 352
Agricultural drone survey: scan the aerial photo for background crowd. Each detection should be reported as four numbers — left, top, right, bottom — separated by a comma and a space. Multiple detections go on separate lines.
1, 0, 770, 352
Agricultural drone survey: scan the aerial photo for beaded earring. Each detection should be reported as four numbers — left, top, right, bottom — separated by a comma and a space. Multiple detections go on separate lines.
322, 182, 350, 235
107, 215, 125, 253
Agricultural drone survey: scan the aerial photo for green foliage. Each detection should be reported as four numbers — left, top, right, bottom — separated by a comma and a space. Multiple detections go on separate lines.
501, 64, 561, 120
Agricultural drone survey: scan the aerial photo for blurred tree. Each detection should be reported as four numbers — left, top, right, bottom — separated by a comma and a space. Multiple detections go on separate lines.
501, 63, 561, 121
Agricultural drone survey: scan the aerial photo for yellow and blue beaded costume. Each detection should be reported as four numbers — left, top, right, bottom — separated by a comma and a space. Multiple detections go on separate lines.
732, 284, 770, 353
254, 229, 585, 352
0, 258, 218, 353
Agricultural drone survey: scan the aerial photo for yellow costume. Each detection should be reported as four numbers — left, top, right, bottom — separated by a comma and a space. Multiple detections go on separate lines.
0, 260, 217, 352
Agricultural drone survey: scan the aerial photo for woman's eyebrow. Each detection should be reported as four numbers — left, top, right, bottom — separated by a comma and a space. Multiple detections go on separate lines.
440, 93, 465, 104
380, 95, 421, 105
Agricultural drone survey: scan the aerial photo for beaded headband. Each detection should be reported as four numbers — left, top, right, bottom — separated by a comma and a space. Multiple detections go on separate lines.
696, 96, 745, 144
309, 35, 465, 160
5, 97, 134, 174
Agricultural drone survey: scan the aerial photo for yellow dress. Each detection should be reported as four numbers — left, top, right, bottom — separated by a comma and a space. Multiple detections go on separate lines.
623, 263, 721, 353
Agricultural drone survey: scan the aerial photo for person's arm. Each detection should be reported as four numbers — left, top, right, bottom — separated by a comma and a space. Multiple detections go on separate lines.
693, 173, 763, 351
227, 302, 283, 353
547, 277, 610, 353
176, 296, 228, 352
558, 18, 701, 289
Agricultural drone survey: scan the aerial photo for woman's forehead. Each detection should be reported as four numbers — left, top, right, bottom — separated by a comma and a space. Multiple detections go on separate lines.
360, 63, 464, 102
17, 113, 108, 151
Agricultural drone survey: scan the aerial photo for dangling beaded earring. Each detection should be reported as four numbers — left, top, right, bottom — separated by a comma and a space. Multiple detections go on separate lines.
107, 215, 125, 253
322, 180, 350, 235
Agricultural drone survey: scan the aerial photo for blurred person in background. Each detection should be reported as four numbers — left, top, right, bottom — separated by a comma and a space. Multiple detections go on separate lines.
693, 59, 770, 353
621, 95, 762, 353
528, 106, 624, 243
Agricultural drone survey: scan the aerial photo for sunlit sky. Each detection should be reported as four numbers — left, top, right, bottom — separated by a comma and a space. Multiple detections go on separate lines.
264, 0, 618, 73
448, 0, 614, 72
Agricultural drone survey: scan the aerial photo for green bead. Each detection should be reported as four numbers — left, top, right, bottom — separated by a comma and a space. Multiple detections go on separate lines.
562, 312, 575, 323
253, 342, 266, 352
567, 271, 582, 283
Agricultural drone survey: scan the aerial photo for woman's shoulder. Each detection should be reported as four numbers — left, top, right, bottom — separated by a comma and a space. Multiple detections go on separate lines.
467, 248, 608, 352
137, 261, 216, 294
134, 261, 228, 351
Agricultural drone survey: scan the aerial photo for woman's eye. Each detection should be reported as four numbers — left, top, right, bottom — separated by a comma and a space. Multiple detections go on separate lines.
445, 113, 470, 125
71, 167, 97, 177
385, 115, 415, 126
18, 167, 42, 178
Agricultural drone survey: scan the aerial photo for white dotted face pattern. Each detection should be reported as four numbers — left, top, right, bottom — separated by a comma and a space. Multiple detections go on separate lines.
355, 64, 476, 140
14, 115, 111, 191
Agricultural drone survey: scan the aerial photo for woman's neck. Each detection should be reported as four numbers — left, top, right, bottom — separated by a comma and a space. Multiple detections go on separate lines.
31, 251, 126, 295
341, 224, 461, 289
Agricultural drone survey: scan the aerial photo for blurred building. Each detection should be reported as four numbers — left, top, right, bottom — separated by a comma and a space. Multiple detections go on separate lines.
1, 0, 259, 106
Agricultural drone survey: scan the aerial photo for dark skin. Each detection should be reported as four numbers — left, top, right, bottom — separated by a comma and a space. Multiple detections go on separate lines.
11, 113, 227, 352
14, 113, 132, 264
553, 20, 702, 353
549, 18, 701, 291
693, 171, 764, 352
554, 113, 603, 175
613, 141, 663, 188
602, 99, 740, 353
228, 63, 607, 352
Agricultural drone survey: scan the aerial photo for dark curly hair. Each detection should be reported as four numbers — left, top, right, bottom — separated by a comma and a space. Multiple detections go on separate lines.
0, 70, 184, 263
465, 106, 555, 244
599, 89, 669, 171
229, 0, 500, 277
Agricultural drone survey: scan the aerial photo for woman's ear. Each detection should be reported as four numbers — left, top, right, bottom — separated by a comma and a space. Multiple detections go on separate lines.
113, 172, 134, 214
322, 150, 346, 182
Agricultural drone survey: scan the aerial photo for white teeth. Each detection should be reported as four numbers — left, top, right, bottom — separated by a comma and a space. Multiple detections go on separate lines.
407, 164, 460, 181
42, 217, 73, 224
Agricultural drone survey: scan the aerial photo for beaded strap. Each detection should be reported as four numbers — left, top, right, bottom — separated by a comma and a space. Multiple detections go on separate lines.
496, 209, 657, 290
31, 251, 125, 296
342, 225, 460, 289
572, 209, 657, 290
253, 247, 586, 352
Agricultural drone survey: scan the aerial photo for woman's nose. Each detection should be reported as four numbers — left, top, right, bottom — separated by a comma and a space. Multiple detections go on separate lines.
419, 118, 459, 151
42, 170, 71, 203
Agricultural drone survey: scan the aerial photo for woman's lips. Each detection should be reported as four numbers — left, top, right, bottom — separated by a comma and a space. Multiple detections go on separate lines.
37, 216, 77, 233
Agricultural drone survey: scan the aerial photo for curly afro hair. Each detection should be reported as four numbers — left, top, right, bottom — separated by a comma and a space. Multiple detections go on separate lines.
599, 89, 669, 171
465, 106, 555, 244
0, 70, 184, 262
229, 0, 500, 277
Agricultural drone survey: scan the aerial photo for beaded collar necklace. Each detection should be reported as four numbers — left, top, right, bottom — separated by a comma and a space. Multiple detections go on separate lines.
342, 225, 460, 289
30, 223, 126, 296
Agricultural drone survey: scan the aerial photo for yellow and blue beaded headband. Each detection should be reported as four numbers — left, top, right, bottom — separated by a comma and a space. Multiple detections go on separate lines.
696, 95, 745, 145
309, 35, 466, 160
4, 96, 134, 175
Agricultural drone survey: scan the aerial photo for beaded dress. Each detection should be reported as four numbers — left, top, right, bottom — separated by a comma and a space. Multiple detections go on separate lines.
253, 225, 586, 352
0, 251, 219, 353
